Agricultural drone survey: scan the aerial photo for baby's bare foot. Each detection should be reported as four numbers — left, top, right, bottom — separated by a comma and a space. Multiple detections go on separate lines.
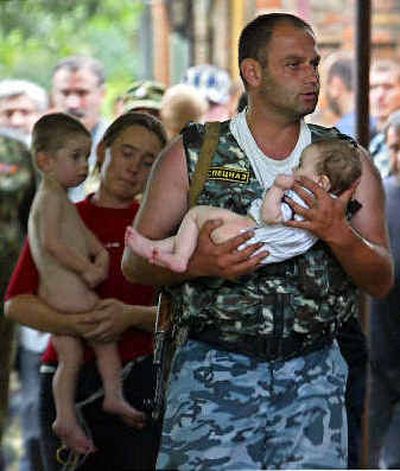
103, 397, 147, 429
53, 418, 96, 455
125, 226, 155, 261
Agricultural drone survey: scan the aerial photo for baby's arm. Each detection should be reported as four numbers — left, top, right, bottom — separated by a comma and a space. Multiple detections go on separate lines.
261, 174, 295, 224
39, 195, 99, 279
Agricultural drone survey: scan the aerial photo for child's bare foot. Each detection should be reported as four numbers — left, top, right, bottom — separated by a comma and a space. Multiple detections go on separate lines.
103, 397, 147, 429
125, 226, 155, 261
153, 250, 187, 272
53, 418, 96, 455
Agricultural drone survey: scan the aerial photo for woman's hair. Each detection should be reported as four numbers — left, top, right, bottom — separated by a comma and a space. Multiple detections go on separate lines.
101, 111, 167, 149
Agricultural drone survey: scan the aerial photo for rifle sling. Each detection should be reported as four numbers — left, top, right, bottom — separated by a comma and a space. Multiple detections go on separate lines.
188, 121, 221, 208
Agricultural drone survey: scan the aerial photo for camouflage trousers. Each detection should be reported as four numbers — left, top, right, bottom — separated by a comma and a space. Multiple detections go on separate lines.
157, 339, 348, 470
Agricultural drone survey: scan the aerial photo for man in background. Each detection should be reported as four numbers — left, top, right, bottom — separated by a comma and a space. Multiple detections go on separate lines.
369, 60, 400, 177
51, 55, 109, 201
160, 83, 207, 140
0, 79, 48, 146
325, 52, 376, 140
368, 110, 400, 469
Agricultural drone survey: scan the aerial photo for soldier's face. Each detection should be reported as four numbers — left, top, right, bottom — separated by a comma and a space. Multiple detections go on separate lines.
52, 68, 105, 133
258, 23, 320, 119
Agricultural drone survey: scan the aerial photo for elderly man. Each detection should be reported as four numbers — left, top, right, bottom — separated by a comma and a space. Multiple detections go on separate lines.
0, 79, 48, 145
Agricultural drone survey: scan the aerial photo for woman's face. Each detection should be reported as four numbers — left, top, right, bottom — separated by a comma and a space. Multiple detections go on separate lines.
99, 125, 163, 205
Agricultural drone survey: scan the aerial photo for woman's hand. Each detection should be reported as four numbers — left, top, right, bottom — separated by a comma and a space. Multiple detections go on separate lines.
79, 298, 131, 343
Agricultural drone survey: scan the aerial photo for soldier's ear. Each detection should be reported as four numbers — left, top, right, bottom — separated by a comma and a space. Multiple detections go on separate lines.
35, 152, 53, 173
240, 58, 263, 88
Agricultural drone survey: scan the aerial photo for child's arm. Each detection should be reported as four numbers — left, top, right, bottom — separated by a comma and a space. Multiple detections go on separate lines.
261, 175, 295, 224
81, 226, 109, 286
40, 194, 96, 277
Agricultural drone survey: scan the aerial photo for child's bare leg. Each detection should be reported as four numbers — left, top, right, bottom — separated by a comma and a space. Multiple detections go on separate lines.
125, 226, 174, 264
52, 335, 96, 454
93, 342, 146, 428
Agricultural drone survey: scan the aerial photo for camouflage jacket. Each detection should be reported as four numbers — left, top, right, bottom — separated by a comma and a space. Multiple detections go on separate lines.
0, 132, 36, 295
167, 121, 359, 348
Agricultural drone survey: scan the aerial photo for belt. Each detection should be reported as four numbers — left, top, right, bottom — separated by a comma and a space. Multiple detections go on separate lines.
188, 329, 334, 362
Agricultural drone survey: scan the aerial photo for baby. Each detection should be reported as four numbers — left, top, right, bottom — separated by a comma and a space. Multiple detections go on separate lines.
126, 137, 362, 271
28, 113, 144, 455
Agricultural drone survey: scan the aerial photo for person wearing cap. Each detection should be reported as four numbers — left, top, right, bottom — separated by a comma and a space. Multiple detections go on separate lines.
122, 80, 166, 119
182, 64, 233, 121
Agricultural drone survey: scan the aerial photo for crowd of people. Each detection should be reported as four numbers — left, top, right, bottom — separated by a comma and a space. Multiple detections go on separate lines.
0, 10, 399, 471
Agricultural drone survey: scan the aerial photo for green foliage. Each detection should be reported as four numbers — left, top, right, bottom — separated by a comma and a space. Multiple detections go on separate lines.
0, 0, 145, 117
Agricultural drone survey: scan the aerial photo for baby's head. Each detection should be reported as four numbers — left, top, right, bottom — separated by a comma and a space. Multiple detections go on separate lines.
31, 112, 91, 188
296, 138, 362, 195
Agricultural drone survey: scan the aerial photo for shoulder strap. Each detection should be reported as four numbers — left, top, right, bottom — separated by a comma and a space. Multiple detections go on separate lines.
188, 121, 221, 208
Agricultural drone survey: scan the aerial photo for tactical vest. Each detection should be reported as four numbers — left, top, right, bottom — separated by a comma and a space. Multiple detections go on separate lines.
167, 121, 359, 351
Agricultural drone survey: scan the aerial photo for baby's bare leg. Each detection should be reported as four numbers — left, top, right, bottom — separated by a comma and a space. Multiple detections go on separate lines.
93, 342, 146, 428
153, 210, 201, 272
52, 335, 96, 455
125, 226, 174, 263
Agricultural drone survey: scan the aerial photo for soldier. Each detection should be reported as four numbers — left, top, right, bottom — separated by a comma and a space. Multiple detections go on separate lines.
122, 13, 393, 470
0, 130, 36, 469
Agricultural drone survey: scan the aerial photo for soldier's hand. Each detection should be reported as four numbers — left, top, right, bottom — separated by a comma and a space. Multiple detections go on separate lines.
187, 219, 268, 280
284, 175, 358, 242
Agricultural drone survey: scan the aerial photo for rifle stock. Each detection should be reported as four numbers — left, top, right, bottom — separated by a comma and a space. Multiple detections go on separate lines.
152, 291, 173, 421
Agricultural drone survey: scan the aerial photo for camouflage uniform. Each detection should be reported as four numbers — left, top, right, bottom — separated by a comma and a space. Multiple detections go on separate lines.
157, 121, 358, 469
0, 131, 35, 444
